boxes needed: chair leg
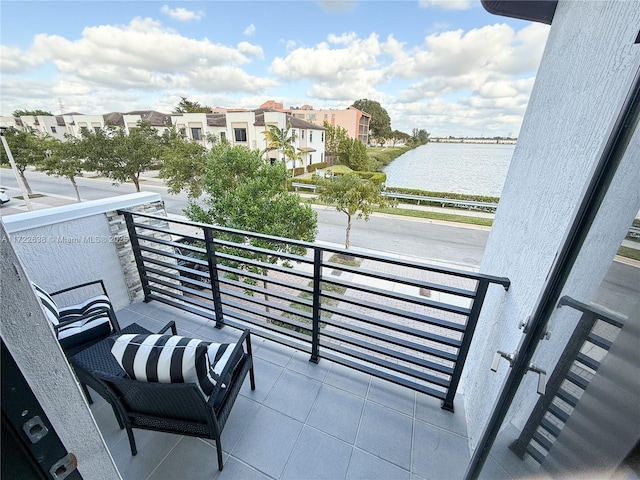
[125,425,137,456]
[249,365,256,391]
[215,433,223,471]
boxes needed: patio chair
[94,329,255,471]
[32,280,121,357]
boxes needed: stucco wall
[1,222,122,479]
[461,0,640,451]
[2,192,164,311]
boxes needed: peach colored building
[259,101,370,144]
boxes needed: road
[0,168,489,267]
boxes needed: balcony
[2,194,532,479]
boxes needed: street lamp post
[0,127,33,211]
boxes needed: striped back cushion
[58,295,112,322]
[110,334,227,397]
[32,283,60,325]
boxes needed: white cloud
[244,24,256,36]
[0,45,45,73]
[237,41,264,59]
[327,32,357,45]
[419,0,473,11]
[160,5,204,21]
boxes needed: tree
[37,134,85,202]
[315,173,395,249]
[411,128,430,145]
[12,109,53,117]
[390,130,411,146]
[339,137,370,171]
[352,99,392,144]
[0,127,51,195]
[262,123,300,169]
[323,121,350,159]
[80,121,162,192]
[158,127,210,198]
[185,143,317,307]
[173,97,211,114]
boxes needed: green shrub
[307,162,327,173]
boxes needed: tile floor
[88,300,537,480]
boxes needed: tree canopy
[38,134,85,201]
[0,127,52,194]
[323,121,369,171]
[12,109,53,117]
[352,99,392,144]
[315,173,395,249]
[158,126,210,198]
[173,97,211,114]
[78,121,162,191]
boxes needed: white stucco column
[461,0,640,450]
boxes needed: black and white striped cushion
[32,283,60,325]
[110,334,234,397]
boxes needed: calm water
[383,143,515,197]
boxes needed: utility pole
[0,127,33,211]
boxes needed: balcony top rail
[119,209,510,411]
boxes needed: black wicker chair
[33,280,121,357]
[94,329,255,471]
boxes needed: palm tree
[262,124,298,168]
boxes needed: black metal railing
[509,296,625,463]
[120,209,510,411]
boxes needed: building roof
[206,113,227,127]
[287,115,326,130]
[123,110,172,126]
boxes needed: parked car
[0,189,10,206]
[173,237,210,287]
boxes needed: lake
[383,143,515,197]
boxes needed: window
[309,154,312,164]
[310,131,313,142]
[50,126,57,134]
[179,128,186,136]
[94,126,102,133]
[191,127,202,141]
[322,132,324,142]
[234,128,247,142]
[220,131,226,141]
[301,130,305,139]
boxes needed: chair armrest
[206,329,252,407]
[158,321,177,335]
[50,279,108,298]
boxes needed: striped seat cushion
[32,283,113,349]
[110,334,239,399]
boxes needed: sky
[1,1,550,137]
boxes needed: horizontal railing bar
[321,318,458,362]
[147,285,219,313]
[140,255,208,281]
[144,265,211,290]
[135,232,206,253]
[320,309,462,348]
[216,262,314,286]
[218,277,313,308]
[139,244,208,270]
[321,329,454,376]
[322,302,466,332]
[120,209,510,288]
[565,371,589,390]
[146,275,210,299]
[586,332,612,350]
[556,388,579,408]
[215,251,314,279]
[221,295,313,327]
[146,292,216,321]
[219,287,313,320]
[548,403,570,423]
[220,309,312,344]
[540,418,561,437]
[319,350,447,400]
[320,340,451,388]
[321,262,478,298]
[213,238,313,266]
[558,296,625,328]
[532,431,553,452]
[321,278,471,316]
[576,352,600,371]
[525,444,546,464]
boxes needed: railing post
[509,303,598,458]
[442,279,491,412]
[122,211,152,303]
[310,247,322,363]
[203,227,225,329]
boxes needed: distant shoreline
[430,137,517,145]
